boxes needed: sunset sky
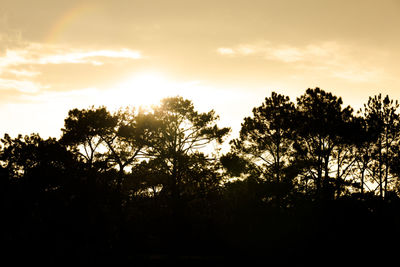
[1,0,400,141]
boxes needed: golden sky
[1,0,400,139]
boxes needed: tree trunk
[323,154,331,199]
[379,137,383,198]
[276,139,280,183]
[360,164,365,195]
[384,130,390,199]
[336,150,341,199]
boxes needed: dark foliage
[1,92,400,265]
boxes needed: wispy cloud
[268,47,304,62]
[217,47,235,55]
[217,41,388,83]
[36,48,141,65]
[0,42,143,95]
[0,78,46,93]
[0,43,142,68]
[7,69,41,77]
[217,41,341,62]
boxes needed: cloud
[217,47,235,55]
[8,69,41,77]
[268,47,304,62]
[0,78,45,93]
[36,48,142,65]
[0,44,142,68]
[0,41,143,97]
[217,41,388,83]
[217,41,340,62]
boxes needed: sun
[103,71,181,109]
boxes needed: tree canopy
[2,92,400,264]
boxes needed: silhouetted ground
[2,194,399,265]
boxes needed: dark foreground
[2,189,399,265]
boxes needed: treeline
[225,88,400,200]
[1,88,400,264]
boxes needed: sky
[1,0,400,141]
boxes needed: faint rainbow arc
[44,4,96,43]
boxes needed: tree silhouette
[230,92,296,183]
[61,106,158,196]
[222,92,297,208]
[61,106,117,170]
[1,133,75,184]
[294,88,354,198]
[144,96,230,206]
[361,94,400,198]
[352,114,378,195]
[2,91,400,264]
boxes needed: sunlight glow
[103,72,181,109]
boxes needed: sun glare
[103,72,181,109]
